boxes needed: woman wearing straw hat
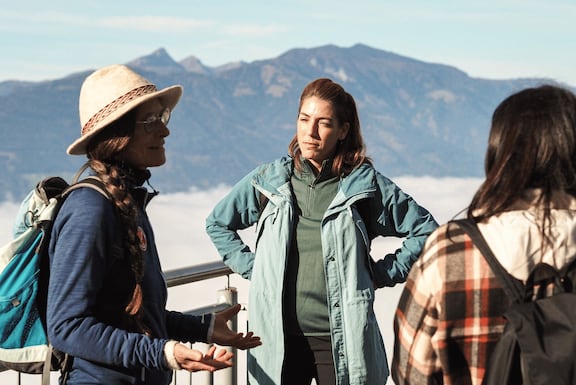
[46,64,261,385]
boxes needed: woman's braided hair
[85,109,149,334]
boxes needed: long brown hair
[85,109,148,334]
[288,78,372,177]
[468,85,576,249]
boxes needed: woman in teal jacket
[206,78,438,385]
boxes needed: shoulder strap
[71,161,91,183]
[62,159,111,202]
[453,218,525,303]
[63,176,111,201]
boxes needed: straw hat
[67,64,183,155]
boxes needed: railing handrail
[163,260,233,287]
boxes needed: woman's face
[297,96,349,171]
[120,98,170,169]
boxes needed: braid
[85,111,149,334]
[88,160,144,282]
[87,159,147,332]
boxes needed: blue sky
[2,0,575,85]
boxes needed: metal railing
[2,261,244,385]
[166,261,240,385]
[164,261,233,288]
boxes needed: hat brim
[67,85,183,155]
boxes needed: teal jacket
[206,157,438,385]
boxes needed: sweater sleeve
[164,310,214,343]
[47,188,168,370]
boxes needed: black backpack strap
[453,218,525,303]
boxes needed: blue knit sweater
[47,182,212,385]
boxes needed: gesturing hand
[174,344,234,372]
[211,304,262,350]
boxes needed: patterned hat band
[81,84,158,135]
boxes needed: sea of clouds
[0,176,482,384]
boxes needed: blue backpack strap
[452,218,525,303]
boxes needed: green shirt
[283,159,339,336]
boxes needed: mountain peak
[179,55,210,75]
[127,48,186,74]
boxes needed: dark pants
[281,335,336,385]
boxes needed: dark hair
[85,110,149,334]
[288,78,372,176]
[468,84,576,248]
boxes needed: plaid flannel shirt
[392,222,511,385]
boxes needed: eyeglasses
[136,107,171,132]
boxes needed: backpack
[0,173,108,384]
[455,218,576,385]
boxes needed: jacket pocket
[349,206,375,282]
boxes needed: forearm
[165,311,214,343]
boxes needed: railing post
[213,287,238,385]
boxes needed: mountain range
[0,44,566,202]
